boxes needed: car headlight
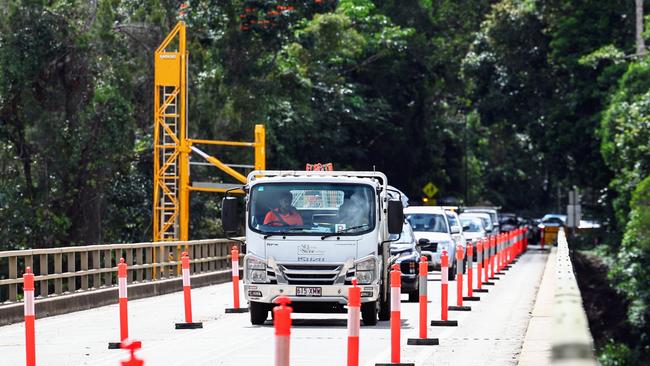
[355,258,376,285]
[246,256,268,283]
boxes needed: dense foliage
[0,0,649,360]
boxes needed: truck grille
[279,264,347,285]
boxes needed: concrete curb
[0,270,232,326]
[518,246,554,366]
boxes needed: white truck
[221,170,404,325]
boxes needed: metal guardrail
[552,230,598,365]
[0,239,239,304]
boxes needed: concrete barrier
[551,230,597,366]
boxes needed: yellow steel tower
[154,22,188,243]
[153,22,265,271]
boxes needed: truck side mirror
[387,200,404,235]
[450,225,461,234]
[221,197,239,234]
[417,238,430,246]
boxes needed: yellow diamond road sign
[422,182,438,198]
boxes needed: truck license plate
[296,287,322,297]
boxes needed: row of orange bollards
[18,228,530,365]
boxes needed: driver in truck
[263,191,303,226]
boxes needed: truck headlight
[249,270,267,283]
[355,258,376,285]
[246,256,268,283]
[356,271,373,284]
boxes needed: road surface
[0,246,549,366]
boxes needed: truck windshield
[249,183,375,236]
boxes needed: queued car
[463,207,500,234]
[459,214,488,244]
[404,206,462,279]
[389,221,421,302]
[498,212,519,232]
[538,214,567,230]
[463,212,495,235]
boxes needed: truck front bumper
[244,283,380,305]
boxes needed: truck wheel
[361,302,378,325]
[408,291,419,302]
[249,301,269,325]
[378,288,391,321]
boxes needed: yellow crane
[152,22,265,278]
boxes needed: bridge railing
[552,229,597,365]
[0,239,239,304]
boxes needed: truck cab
[221,170,403,325]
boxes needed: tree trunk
[636,0,646,56]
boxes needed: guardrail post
[92,250,101,288]
[39,254,48,298]
[80,251,88,290]
[135,248,144,282]
[67,252,76,293]
[9,256,17,302]
[102,250,111,286]
[54,253,63,295]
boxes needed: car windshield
[461,218,482,232]
[249,183,375,235]
[406,213,448,233]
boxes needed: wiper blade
[263,232,290,239]
[263,227,308,239]
[321,224,369,240]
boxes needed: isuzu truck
[221,170,404,325]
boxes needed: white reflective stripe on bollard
[419,276,427,295]
[118,277,127,298]
[347,306,360,337]
[391,286,401,311]
[441,267,448,284]
[182,268,190,287]
[232,260,239,277]
[24,291,35,316]
[275,335,290,366]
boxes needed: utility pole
[636,0,646,56]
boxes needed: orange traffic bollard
[109,258,131,349]
[483,238,494,286]
[120,340,144,366]
[407,257,438,346]
[375,264,415,365]
[430,251,458,327]
[448,245,471,311]
[226,246,248,313]
[175,252,203,329]
[347,279,361,366]
[463,243,480,301]
[24,267,35,366]
[475,240,488,293]
[274,296,292,366]
[391,264,401,363]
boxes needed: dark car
[389,221,421,302]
